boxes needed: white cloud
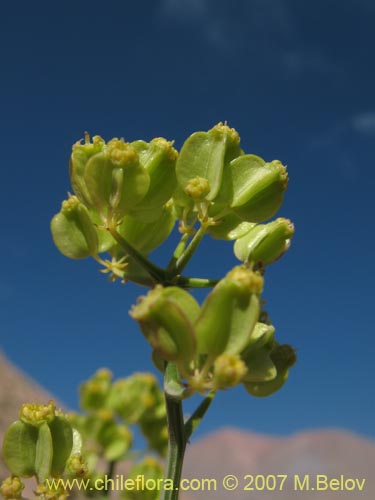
[352,112,375,137]
[281,50,338,76]
[159,0,339,76]
[159,0,295,53]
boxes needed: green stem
[162,394,186,500]
[174,276,219,289]
[166,233,189,273]
[173,225,207,276]
[184,391,216,441]
[108,227,166,283]
[103,460,116,497]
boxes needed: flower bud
[130,286,198,369]
[83,138,150,224]
[213,353,247,389]
[230,156,288,222]
[20,401,56,426]
[176,122,242,202]
[66,453,88,477]
[0,477,24,499]
[130,138,178,222]
[51,196,99,259]
[184,176,211,200]
[234,218,294,264]
[35,482,68,500]
[195,266,263,358]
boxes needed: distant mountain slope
[1,352,374,499]
[0,351,59,479]
[182,428,375,499]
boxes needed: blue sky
[1,0,374,440]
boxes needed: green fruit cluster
[131,266,296,396]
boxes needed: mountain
[0,351,59,480]
[1,352,374,499]
[182,428,375,499]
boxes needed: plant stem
[103,460,116,497]
[173,225,207,276]
[166,233,189,274]
[162,394,186,500]
[184,391,215,441]
[108,227,166,283]
[174,276,219,289]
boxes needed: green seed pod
[207,212,255,240]
[2,421,38,477]
[241,321,275,354]
[234,218,294,264]
[213,353,248,389]
[230,156,288,222]
[176,122,242,202]
[69,134,106,207]
[130,138,178,222]
[117,201,176,254]
[49,416,74,476]
[123,457,164,500]
[0,476,24,500]
[51,196,99,259]
[80,368,113,411]
[241,344,277,383]
[195,266,263,358]
[83,138,150,224]
[106,373,162,424]
[97,421,132,462]
[243,344,296,397]
[35,422,53,481]
[130,286,199,368]
[243,367,289,397]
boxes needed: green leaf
[2,421,38,477]
[49,416,73,476]
[35,422,53,481]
